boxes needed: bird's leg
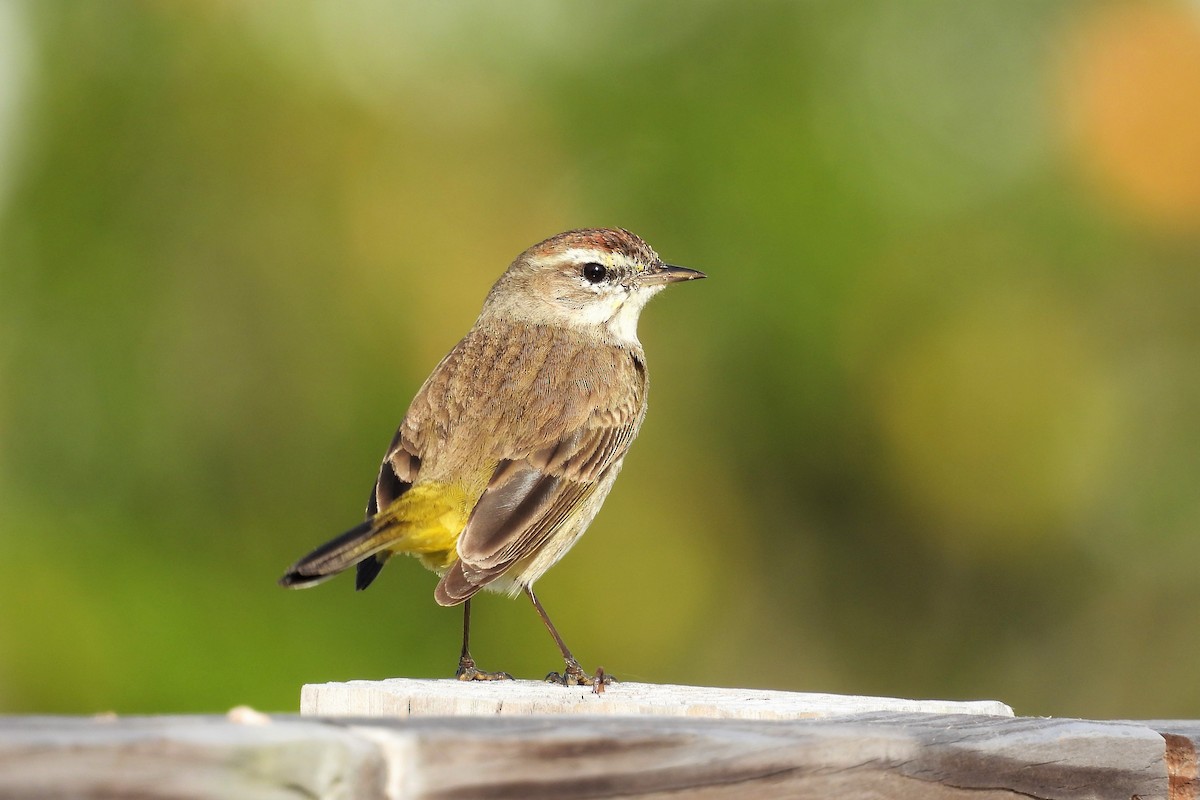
[455,599,512,681]
[526,586,614,688]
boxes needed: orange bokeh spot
[1065,3,1200,231]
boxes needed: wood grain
[0,710,1188,799]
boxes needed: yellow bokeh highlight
[873,294,1119,556]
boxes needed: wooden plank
[0,712,1177,799]
[301,678,1015,719]
[0,712,393,799]
[381,714,1168,799]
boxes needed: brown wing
[433,396,644,605]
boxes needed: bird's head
[483,228,705,345]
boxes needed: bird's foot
[456,655,513,682]
[545,660,615,692]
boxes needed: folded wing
[434,410,641,605]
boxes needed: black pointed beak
[642,262,707,286]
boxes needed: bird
[279,228,705,686]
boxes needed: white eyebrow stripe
[560,248,615,265]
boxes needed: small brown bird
[279,228,704,685]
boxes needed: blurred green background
[1,1,1199,719]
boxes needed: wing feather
[436,389,643,604]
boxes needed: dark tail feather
[279,518,391,589]
[355,553,389,591]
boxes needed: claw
[456,655,513,682]
[592,666,607,695]
[544,659,615,689]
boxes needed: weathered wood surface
[1149,722,1200,800]
[301,678,1015,719]
[0,711,1196,799]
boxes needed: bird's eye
[581,263,607,283]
